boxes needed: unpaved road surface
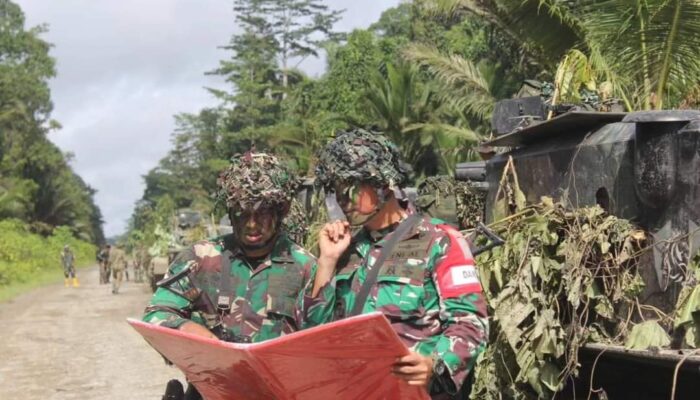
[0,266,183,399]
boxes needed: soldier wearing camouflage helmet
[306,129,488,398]
[143,151,317,400]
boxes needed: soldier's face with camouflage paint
[230,207,279,250]
[334,182,383,226]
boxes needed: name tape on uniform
[437,262,482,298]
[450,265,480,286]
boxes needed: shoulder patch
[434,224,482,298]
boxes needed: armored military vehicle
[459,91,700,398]
[148,208,219,291]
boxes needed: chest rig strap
[217,250,235,314]
[349,214,422,317]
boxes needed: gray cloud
[16,0,400,237]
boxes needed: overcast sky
[16,0,401,238]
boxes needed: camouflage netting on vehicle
[415,176,486,229]
[217,152,299,212]
[472,198,648,399]
[471,193,700,399]
[314,128,412,190]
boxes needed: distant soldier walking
[134,247,148,283]
[108,245,127,294]
[124,256,131,282]
[96,245,110,284]
[61,245,79,287]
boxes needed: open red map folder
[128,312,430,400]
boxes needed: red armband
[435,225,482,298]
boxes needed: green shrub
[0,219,96,286]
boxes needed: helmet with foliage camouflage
[217,152,299,213]
[315,128,412,190]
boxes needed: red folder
[128,312,430,400]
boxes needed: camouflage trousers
[62,265,76,279]
[134,266,144,283]
[111,268,124,294]
[99,262,110,284]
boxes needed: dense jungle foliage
[0,219,95,287]
[0,0,103,287]
[126,0,700,251]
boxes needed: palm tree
[425,0,700,110]
[403,44,496,126]
[0,177,34,219]
[363,61,479,176]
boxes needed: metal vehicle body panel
[470,108,700,397]
[483,111,700,313]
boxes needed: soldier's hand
[311,220,350,297]
[392,351,434,389]
[318,220,351,263]
[178,322,217,340]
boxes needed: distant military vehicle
[148,208,220,291]
[456,89,700,398]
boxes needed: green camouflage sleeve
[289,245,327,330]
[142,260,197,330]
[299,276,336,329]
[429,231,489,393]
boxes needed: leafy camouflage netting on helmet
[415,175,486,229]
[217,152,299,211]
[315,128,412,190]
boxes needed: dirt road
[0,266,183,399]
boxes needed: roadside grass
[0,264,94,303]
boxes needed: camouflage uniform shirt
[61,249,75,269]
[144,233,317,343]
[305,215,488,392]
[108,248,127,271]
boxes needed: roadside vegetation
[1,0,104,292]
[0,219,96,301]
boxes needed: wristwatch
[433,357,447,376]
[430,358,457,396]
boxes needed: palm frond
[422,0,583,66]
[403,122,480,142]
[404,44,495,122]
[579,0,700,109]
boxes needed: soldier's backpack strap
[349,214,422,317]
[216,250,235,314]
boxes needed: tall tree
[209,0,281,140]
[0,0,104,243]
[261,0,343,90]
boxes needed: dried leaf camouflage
[471,197,649,399]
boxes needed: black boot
[162,379,184,400]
